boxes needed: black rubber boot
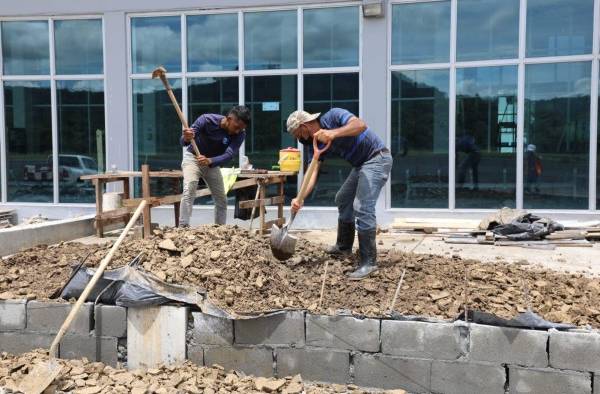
[325,220,355,255]
[347,229,378,280]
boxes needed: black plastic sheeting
[487,213,564,241]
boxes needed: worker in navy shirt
[286,108,393,279]
[180,106,250,226]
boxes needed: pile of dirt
[2,225,600,327]
[0,350,370,394]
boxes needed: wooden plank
[392,217,479,230]
[94,179,104,237]
[96,207,132,221]
[141,165,152,238]
[545,230,586,240]
[238,195,285,209]
[259,183,266,235]
[81,170,294,181]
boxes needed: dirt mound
[2,225,600,326]
[0,350,365,393]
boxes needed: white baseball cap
[286,110,320,133]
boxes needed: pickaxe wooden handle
[151,66,202,157]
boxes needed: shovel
[19,200,148,394]
[270,138,330,260]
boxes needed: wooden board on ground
[392,217,480,232]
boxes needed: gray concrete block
[204,346,274,377]
[509,366,591,394]
[470,324,548,367]
[381,320,467,360]
[353,353,431,392]
[234,311,304,346]
[191,312,233,346]
[95,305,127,338]
[0,299,26,331]
[306,314,379,352]
[0,332,54,354]
[27,301,93,334]
[550,330,600,372]
[276,347,350,384]
[188,345,204,366]
[430,361,505,394]
[59,335,119,367]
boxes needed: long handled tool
[151,66,201,157]
[21,201,147,394]
[270,138,330,260]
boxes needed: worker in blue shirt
[180,106,250,226]
[286,108,393,280]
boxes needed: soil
[2,225,600,327]
[0,350,372,394]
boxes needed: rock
[210,251,221,261]
[158,239,179,252]
[181,255,194,268]
[255,377,286,392]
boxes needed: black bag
[234,186,259,221]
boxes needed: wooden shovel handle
[296,139,331,204]
[48,200,147,357]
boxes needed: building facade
[0,0,598,226]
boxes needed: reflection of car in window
[23,154,99,183]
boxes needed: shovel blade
[18,359,62,394]
[270,223,298,261]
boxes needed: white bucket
[102,192,123,212]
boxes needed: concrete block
[128,306,188,369]
[187,345,204,366]
[204,346,274,377]
[381,320,467,360]
[550,330,600,372]
[430,361,505,394]
[0,332,54,354]
[353,353,431,392]
[191,312,233,346]
[59,335,119,367]
[27,301,93,334]
[95,305,127,338]
[0,299,26,331]
[276,347,350,384]
[509,366,591,394]
[234,311,304,346]
[306,314,379,352]
[470,324,548,367]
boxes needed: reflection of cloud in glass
[526,63,592,100]
[2,21,49,75]
[244,11,297,69]
[4,80,50,89]
[457,67,517,98]
[132,17,181,73]
[55,20,103,74]
[133,78,182,95]
[59,80,104,93]
[303,7,359,67]
[187,14,237,71]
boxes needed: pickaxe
[151,66,202,157]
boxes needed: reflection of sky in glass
[132,17,181,73]
[2,21,50,75]
[244,11,297,70]
[303,7,359,68]
[457,66,517,98]
[394,69,450,98]
[392,2,450,64]
[526,0,593,57]
[55,19,103,75]
[187,14,238,72]
[526,62,591,100]
[457,0,519,61]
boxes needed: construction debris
[0,350,365,394]
[2,225,600,326]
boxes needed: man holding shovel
[286,108,392,279]
[180,105,250,226]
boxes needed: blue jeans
[335,151,393,232]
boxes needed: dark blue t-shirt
[304,108,385,167]
[180,114,245,167]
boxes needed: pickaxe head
[151,66,167,80]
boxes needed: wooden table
[81,165,295,238]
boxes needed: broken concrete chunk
[158,239,180,252]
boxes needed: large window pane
[245,75,297,200]
[55,19,103,75]
[4,81,52,202]
[131,17,181,74]
[456,66,517,208]
[187,14,238,72]
[188,77,238,119]
[2,21,49,75]
[244,11,297,70]
[132,78,182,197]
[526,0,593,57]
[303,7,359,68]
[391,2,450,65]
[57,80,105,203]
[303,73,359,206]
[524,62,590,209]
[391,70,449,208]
[457,0,519,61]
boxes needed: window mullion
[49,18,59,204]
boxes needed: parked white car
[23,155,99,183]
